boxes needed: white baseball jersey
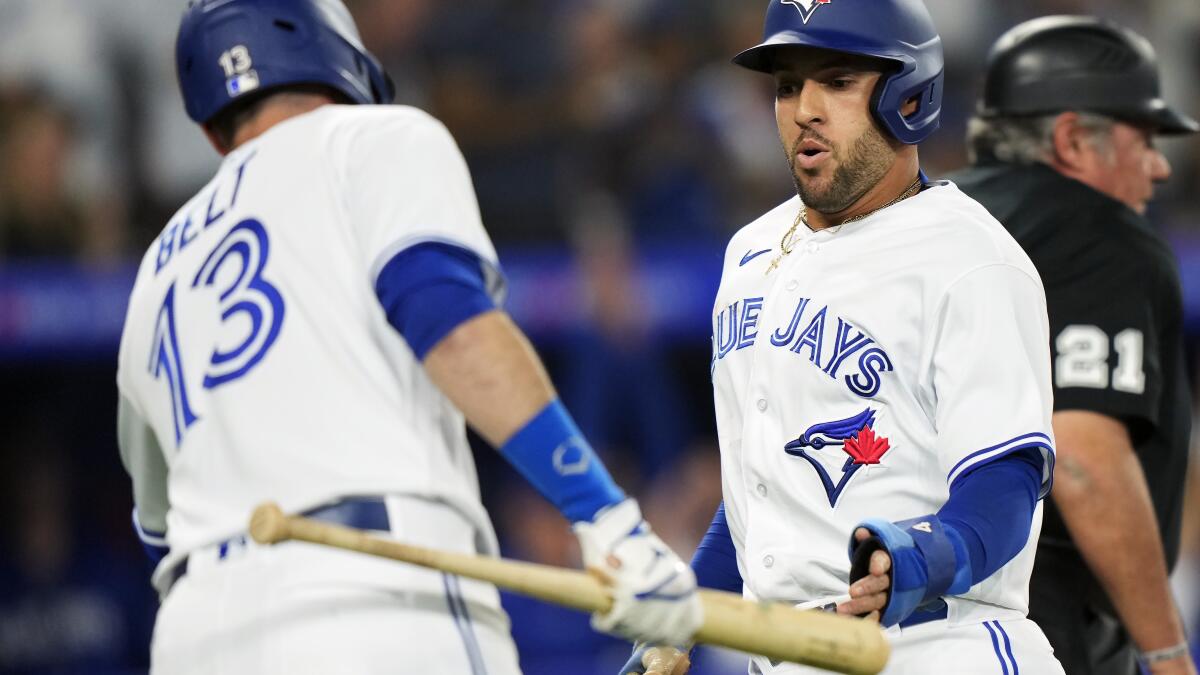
[711,181,1055,624]
[116,105,505,590]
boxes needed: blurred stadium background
[0,0,1198,673]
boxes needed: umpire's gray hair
[966,112,1116,165]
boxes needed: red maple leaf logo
[844,425,889,465]
[816,0,831,4]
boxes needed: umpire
[949,16,1198,675]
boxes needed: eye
[828,77,853,90]
[776,82,800,98]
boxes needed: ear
[901,95,919,118]
[202,124,230,157]
[1049,112,1087,170]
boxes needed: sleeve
[342,111,505,303]
[932,264,1055,496]
[375,243,500,360]
[690,502,743,593]
[1044,255,1164,440]
[937,447,1042,583]
[117,393,171,560]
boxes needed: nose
[794,79,825,127]
[1150,148,1171,183]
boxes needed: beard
[788,123,895,214]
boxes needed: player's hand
[618,643,692,675]
[573,499,703,646]
[838,527,890,622]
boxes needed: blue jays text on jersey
[712,295,894,398]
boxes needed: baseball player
[115,1,702,673]
[949,17,1198,675]
[623,2,1066,673]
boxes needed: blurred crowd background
[0,0,1198,673]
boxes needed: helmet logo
[780,0,832,24]
[218,45,260,98]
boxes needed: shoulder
[251,105,461,169]
[958,164,1178,304]
[1046,206,1182,324]
[948,162,1173,282]
[308,104,457,152]
[1097,209,1178,283]
[888,181,1043,289]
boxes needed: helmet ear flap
[870,56,944,145]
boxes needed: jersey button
[756,399,768,412]
[786,280,799,291]
[806,241,819,253]
[763,555,775,568]
[756,484,767,497]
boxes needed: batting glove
[847,515,971,627]
[574,499,703,646]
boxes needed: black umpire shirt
[950,160,1192,670]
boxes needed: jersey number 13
[149,219,286,445]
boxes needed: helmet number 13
[218,45,253,77]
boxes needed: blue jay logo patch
[785,408,891,507]
[780,0,833,24]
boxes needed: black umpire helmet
[978,16,1199,135]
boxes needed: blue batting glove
[848,515,970,627]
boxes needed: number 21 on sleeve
[1054,324,1145,394]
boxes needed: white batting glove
[573,499,703,646]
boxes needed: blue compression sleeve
[848,447,1043,626]
[938,446,1043,583]
[690,502,743,593]
[499,400,625,523]
[374,242,498,360]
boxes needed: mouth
[794,139,832,170]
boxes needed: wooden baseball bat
[249,502,889,675]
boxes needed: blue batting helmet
[733,0,944,145]
[176,0,394,124]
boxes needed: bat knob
[249,502,290,544]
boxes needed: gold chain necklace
[766,176,924,275]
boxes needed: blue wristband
[892,515,971,597]
[848,514,967,627]
[498,400,625,523]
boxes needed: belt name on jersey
[155,152,256,276]
[713,296,894,398]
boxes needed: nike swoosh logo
[740,249,773,266]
